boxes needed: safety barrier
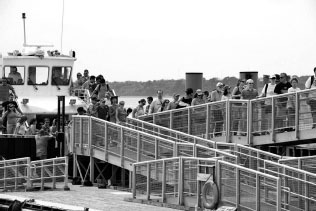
[132,157,219,207]
[138,88,316,146]
[218,160,281,210]
[29,157,69,190]
[132,158,282,210]
[139,100,250,141]
[0,157,30,191]
[279,155,316,174]
[262,160,316,211]
[0,157,68,191]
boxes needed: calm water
[119,96,172,109]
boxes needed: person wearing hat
[305,67,316,128]
[178,88,194,108]
[191,89,205,106]
[167,93,180,110]
[209,82,224,137]
[132,99,146,118]
[260,75,277,133]
[148,90,164,114]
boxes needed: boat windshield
[4,66,25,85]
[28,66,49,85]
[51,66,72,86]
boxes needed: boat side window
[4,66,25,85]
[52,66,72,86]
[28,66,49,85]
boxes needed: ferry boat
[0,13,89,123]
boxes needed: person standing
[87,97,99,117]
[192,89,205,105]
[210,82,224,137]
[8,66,22,85]
[145,96,153,114]
[82,75,96,95]
[178,88,193,108]
[116,101,127,124]
[14,116,28,135]
[132,99,146,118]
[305,67,316,128]
[2,103,21,134]
[148,90,164,114]
[167,93,180,110]
[231,79,245,135]
[274,73,292,132]
[241,79,259,135]
[109,96,119,123]
[287,78,300,131]
[82,69,90,83]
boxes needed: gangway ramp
[138,88,316,146]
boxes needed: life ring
[202,181,219,209]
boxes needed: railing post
[3,162,6,191]
[206,105,210,140]
[304,173,309,211]
[226,100,231,143]
[276,177,281,211]
[153,114,156,125]
[216,160,221,202]
[80,118,83,153]
[174,143,178,157]
[155,138,158,160]
[120,127,124,167]
[40,160,44,191]
[52,159,56,189]
[248,101,253,146]
[104,123,108,161]
[137,133,141,162]
[132,164,137,198]
[271,98,276,142]
[178,157,184,205]
[162,160,166,203]
[197,160,201,208]
[295,92,300,139]
[26,158,31,190]
[236,168,240,209]
[188,108,191,135]
[64,156,70,190]
[72,117,75,153]
[146,163,151,200]
[89,117,92,151]
[170,112,173,130]
[256,174,260,210]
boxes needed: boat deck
[0,183,174,211]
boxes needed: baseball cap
[216,82,224,87]
[270,74,276,79]
[196,89,203,95]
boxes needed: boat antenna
[22,13,27,47]
[60,0,65,53]
[21,13,54,49]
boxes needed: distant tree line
[110,75,311,96]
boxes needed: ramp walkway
[70,115,316,210]
[138,89,316,146]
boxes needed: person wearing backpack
[260,75,277,134]
[305,67,316,128]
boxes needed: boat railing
[71,88,91,104]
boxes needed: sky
[1,0,316,82]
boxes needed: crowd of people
[73,68,316,136]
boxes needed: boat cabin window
[28,66,49,85]
[4,66,25,85]
[52,66,72,86]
